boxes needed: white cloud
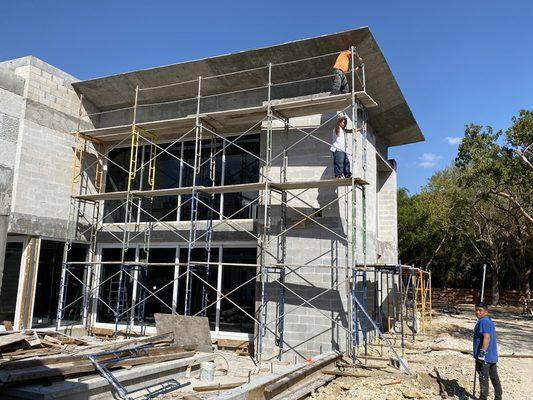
[444,136,462,145]
[418,153,443,168]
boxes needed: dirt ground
[309,304,533,400]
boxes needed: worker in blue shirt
[473,303,503,400]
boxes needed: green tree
[398,110,532,308]
[455,111,532,305]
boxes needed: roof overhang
[73,27,423,146]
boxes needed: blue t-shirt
[473,316,498,363]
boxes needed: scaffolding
[56,46,429,373]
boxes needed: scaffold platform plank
[77,92,377,143]
[75,178,367,201]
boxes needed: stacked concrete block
[0,56,96,240]
[0,65,26,276]
[257,110,387,359]
[377,161,398,264]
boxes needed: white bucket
[200,361,215,381]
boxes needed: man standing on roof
[330,114,351,179]
[473,303,503,400]
[331,49,362,95]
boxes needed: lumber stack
[0,330,88,359]
[0,330,198,388]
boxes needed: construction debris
[0,330,88,360]
[0,330,213,399]
[307,305,533,400]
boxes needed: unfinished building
[0,27,430,366]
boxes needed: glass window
[178,248,219,330]
[103,147,141,223]
[137,248,176,325]
[62,244,89,324]
[223,135,260,219]
[220,248,257,333]
[93,245,258,334]
[103,135,259,224]
[33,241,88,328]
[96,248,136,324]
[0,242,23,325]
[180,139,223,221]
[140,143,181,222]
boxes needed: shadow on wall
[266,278,349,352]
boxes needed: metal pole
[353,293,411,375]
[411,267,416,341]
[277,118,289,360]
[112,86,140,336]
[399,264,405,356]
[349,45,358,359]
[429,270,433,331]
[56,244,69,330]
[58,94,86,330]
[480,264,487,303]
[185,76,202,315]
[258,62,273,365]
[362,269,368,355]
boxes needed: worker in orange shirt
[331,50,361,95]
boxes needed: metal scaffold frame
[56,46,430,374]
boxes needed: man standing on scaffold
[331,49,362,95]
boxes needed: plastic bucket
[200,361,215,381]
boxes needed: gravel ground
[308,304,533,399]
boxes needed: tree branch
[490,190,533,224]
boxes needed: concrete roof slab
[73,27,423,146]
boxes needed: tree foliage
[398,110,532,306]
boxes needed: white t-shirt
[330,127,346,152]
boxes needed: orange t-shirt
[333,50,351,73]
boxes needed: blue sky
[2,1,532,193]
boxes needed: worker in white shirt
[330,115,351,179]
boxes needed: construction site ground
[307,304,533,400]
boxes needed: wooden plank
[271,177,367,191]
[271,374,334,400]
[0,350,196,385]
[265,352,342,398]
[76,178,368,202]
[215,339,250,348]
[1,343,191,370]
[322,370,371,378]
[193,382,247,392]
[43,335,62,346]
[0,333,27,349]
[24,331,42,348]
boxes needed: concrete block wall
[0,65,26,278]
[0,56,96,240]
[376,163,398,264]
[258,110,390,359]
[0,68,25,214]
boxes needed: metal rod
[184,76,203,315]
[399,264,405,356]
[258,61,273,365]
[480,263,487,303]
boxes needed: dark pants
[476,360,503,400]
[331,68,349,94]
[332,151,351,178]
